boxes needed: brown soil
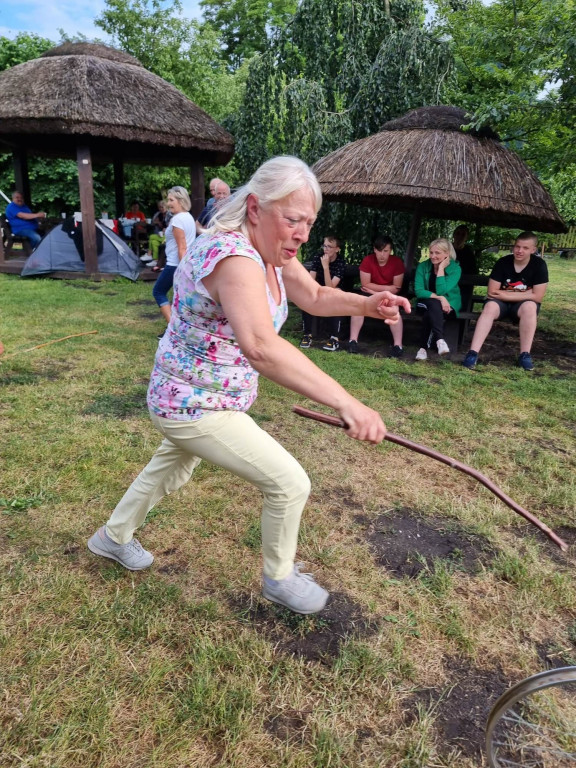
[509,523,576,568]
[230,590,380,664]
[535,640,576,669]
[264,709,309,744]
[405,656,511,758]
[344,314,576,371]
[360,510,495,578]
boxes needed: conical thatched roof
[312,106,565,233]
[0,42,234,165]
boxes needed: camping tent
[21,219,142,280]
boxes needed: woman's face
[248,187,317,268]
[429,245,449,265]
[167,194,184,214]
[374,244,392,265]
[158,202,166,212]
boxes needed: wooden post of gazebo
[189,161,205,219]
[405,209,422,276]
[77,145,98,275]
[113,159,125,219]
[13,148,31,204]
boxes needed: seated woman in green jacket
[414,238,462,360]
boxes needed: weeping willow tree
[230,0,454,260]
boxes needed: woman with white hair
[414,238,462,360]
[152,186,202,326]
[88,156,410,615]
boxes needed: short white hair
[209,156,322,236]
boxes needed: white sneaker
[87,526,154,570]
[415,348,428,360]
[147,260,157,268]
[437,339,450,356]
[140,254,152,263]
[262,563,329,614]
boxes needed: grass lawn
[0,259,575,767]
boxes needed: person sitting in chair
[300,234,345,351]
[5,191,46,250]
[143,200,171,268]
[462,231,548,371]
[414,238,462,361]
[348,235,405,356]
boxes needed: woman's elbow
[241,333,279,369]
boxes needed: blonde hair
[167,186,191,212]
[429,238,456,260]
[209,156,322,236]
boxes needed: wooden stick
[2,331,98,358]
[293,405,568,552]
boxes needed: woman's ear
[246,194,259,225]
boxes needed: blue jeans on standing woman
[152,265,177,308]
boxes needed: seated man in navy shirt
[5,191,46,249]
[462,231,548,371]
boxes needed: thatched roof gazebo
[312,106,566,271]
[0,42,234,277]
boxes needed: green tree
[94,0,247,121]
[199,0,298,70]
[231,0,453,259]
[0,32,54,71]
[431,0,575,194]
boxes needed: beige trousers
[105,410,311,580]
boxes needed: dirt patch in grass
[466,321,576,372]
[405,657,510,758]
[265,709,309,744]
[346,314,576,370]
[510,523,576,568]
[127,298,156,306]
[231,590,379,663]
[317,486,365,514]
[535,640,576,669]
[361,510,495,578]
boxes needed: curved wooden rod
[292,405,568,552]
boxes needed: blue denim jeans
[16,228,42,248]
[152,264,177,307]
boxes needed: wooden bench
[442,273,488,351]
[0,214,33,262]
[302,262,488,351]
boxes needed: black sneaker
[323,337,339,351]
[462,350,478,369]
[300,334,313,349]
[348,340,359,354]
[518,352,534,370]
[390,345,403,358]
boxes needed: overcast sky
[1,0,202,43]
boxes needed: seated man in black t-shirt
[462,231,548,371]
[300,234,346,351]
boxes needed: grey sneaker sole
[87,534,154,571]
[262,585,329,615]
